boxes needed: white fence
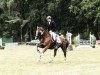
[66,32,72,45]
[0,38,2,46]
[74,32,96,48]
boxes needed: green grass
[0,45,100,75]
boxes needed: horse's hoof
[38,59,40,61]
[62,60,66,63]
[63,58,67,62]
[49,61,52,63]
[49,60,53,63]
[40,53,44,56]
[37,50,40,53]
[38,58,41,62]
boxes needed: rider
[46,16,61,43]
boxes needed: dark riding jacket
[46,21,56,32]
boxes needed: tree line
[0,0,100,42]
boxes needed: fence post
[90,32,96,48]
[77,33,80,46]
[66,32,73,50]
[0,38,2,46]
[74,33,80,47]
[66,32,72,45]
[0,38,5,49]
[90,32,92,46]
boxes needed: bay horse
[35,26,69,62]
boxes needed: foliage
[0,0,100,42]
[68,44,73,51]
[69,0,100,39]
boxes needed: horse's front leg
[50,43,61,63]
[43,45,49,53]
[36,43,45,53]
[37,42,50,62]
[36,43,44,61]
[36,44,40,53]
[38,43,50,62]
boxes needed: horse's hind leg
[50,49,57,63]
[50,43,60,63]
[54,49,57,57]
[61,45,67,61]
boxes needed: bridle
[35,27,44,39]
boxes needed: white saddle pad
[49,31,61,43]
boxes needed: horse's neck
[42,31,50,38]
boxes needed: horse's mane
[39,27,49,34]
[38,27,51,39]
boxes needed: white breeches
[49,31,61,43]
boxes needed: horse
[35,26,69,62]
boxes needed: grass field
[0,45,100,75]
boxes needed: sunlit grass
[0,45,100,75]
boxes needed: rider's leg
[49,31,61,43]
[49,31,53,38]
[49,31,56,42]
[49,31,54,42]
[52,32,57,41]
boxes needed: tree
[0,0,99,42]
[69,0,100,39]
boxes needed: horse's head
[35,26,45,39]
